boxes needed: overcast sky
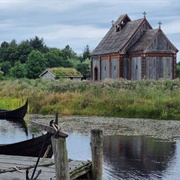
[0,0,179,61]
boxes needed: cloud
[0,0,179,58]
[38,24,108,53]
[162,20,180,34]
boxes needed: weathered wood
[51,136,69,180]
[91,129,103,180]
[0,127,104,180]
[69,161,91,179]
[30,121,68,138]
[55,113,59,125]
[0,161,55,173]
[0,155,91,180]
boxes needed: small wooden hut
[90,13,178,81]
[39,67,83,81]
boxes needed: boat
[0,99,28,120]
[0,132,53,158]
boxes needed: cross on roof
[143,11,147,18]
[158,21,162,29]
[111,20,115,27]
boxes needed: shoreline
[28,114,180,140]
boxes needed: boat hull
[0,133,53,158]
[0,99,28,120]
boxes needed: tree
[63,45,77,58]
[0,70,4,80]
[177,62,180,78]
[1,41,9,48]
[76,59,90,79]
[18,40,33,64]
[9,61,27,78]
[26,50,47,79]
[30,36,45,52]
[82,45,90,60]
[0,40,19,65]
[0,61,12,76]
[45,48,73,68]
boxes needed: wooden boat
[0,132,53,158]
[0,99,28,120]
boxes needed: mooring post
[51,136,69,180]
[55,113,58,125]
[91,129,103,180]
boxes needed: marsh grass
[0,78,179,120]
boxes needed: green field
[0,78,180,120]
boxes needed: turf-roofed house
[39,67,83,81]
[90,13,178,81]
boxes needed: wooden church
[90,13,178,81]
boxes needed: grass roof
[49,67,83,77]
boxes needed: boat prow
[0,99,28,120]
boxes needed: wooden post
[91,129,103,180]
[55,113,58,125]
[51,136,69,180]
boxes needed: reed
[0,78,179,120]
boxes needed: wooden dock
[0,155,91,180]
[0,118,103,180]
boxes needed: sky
[0,0,179,61]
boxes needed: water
[0,119,180,179]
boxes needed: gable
[39,70,55,79]
[127,29,159,53]
[123,19,152,53]
[127,28,178,54]
[145,30,178,53]
[91,14,145,56]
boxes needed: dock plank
[0,155,91,180]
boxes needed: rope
[12,166,25,173]
[1,121,61,178]
[52,123,60,132]
[39,145,51,165]
[30,133,48,179]
[30,121,59,179]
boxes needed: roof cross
[111,20,115,27]
[143,11,147,18]
[158,21,162,29]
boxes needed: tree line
[0,36,179,80]
[0,36,90,79]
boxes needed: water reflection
[0,119,179,179]
[103,136,176,179]
[7,118,28,136]
[0,119,41,143]
[0,119,56,144]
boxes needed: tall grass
[0,78,179,120]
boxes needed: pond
[0,119,180,179]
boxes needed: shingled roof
[127,28,178,53]
[127,29,159,53]
[91,14,150,56]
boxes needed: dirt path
[28,114,180,140]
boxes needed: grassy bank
[0,78,180,120]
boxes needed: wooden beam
[30,121,68,138]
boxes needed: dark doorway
[94,67,98,81]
